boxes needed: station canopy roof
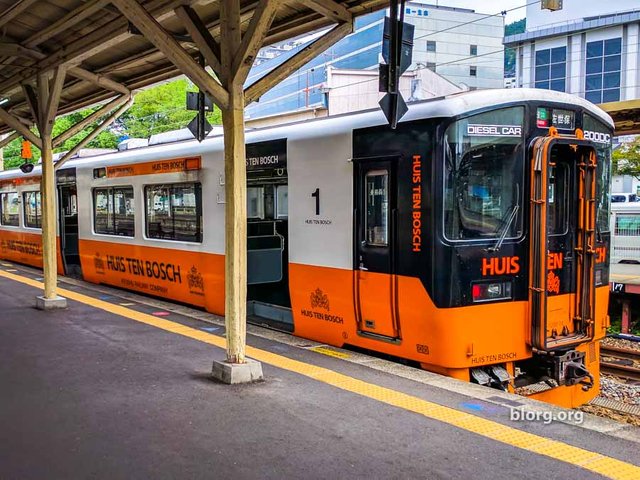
[599,99,640,137]
[0,0,387,135]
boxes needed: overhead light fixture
[0,98,8,106]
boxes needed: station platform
[609,264,640,333]
[1,264,640,480]
[610,263,640,293]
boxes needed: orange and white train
[0,89,614,407]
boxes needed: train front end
[433,102,612,408]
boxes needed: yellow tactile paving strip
[1,268,639,480]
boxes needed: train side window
[23,191,42,229]
[94,188,113,234]
[93,187,135,237]
[0,192,20,226]
[276,185,288,219]
[114,188,135,236]
[145,183,202,243]
[247,186,265,219]
[365,170,389,246]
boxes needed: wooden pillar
[221,82,247,363]
[40,131,57,299]
[621,299,631,334]
[109,0,351,367]
[221,0,246,364]
[35,66,67,309]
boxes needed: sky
[431,1,528,23]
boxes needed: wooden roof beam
[296,0,353,24]
[0,131,20,149]
[0,0,182,96]
[245,21,352,104]
[67,67,130,96]
[55,96,133,170]
[53,94,130,147]
[232,0,280,83]
[0,0,39,29]
[0,108,41,148]
[42,66,67,136]
[174,5,223,76]
[111,0,229,110]
[0,43,45,60]
[94,3,257,78]
[21,83,40,123]
[0,43,128,97]
[23,0,112,49]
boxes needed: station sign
[246,138,287,171]
[102,157,201,178]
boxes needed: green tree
[504,19,526,77]
[613,137,640,177]
[120,77,221,138]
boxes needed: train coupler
[552,350,594,390]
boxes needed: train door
[529,138,597,350]
[57,169,81,277]
[245,139,292,330]
[354,158,399,339]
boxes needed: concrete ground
[0,265,639,480]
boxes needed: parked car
[611,192,638,203]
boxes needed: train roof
[0,88,614,181]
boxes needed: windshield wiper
[489,185,520,253]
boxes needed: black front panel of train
[432,106,529,308]
[353,104,612,309]
[353,119,435,286]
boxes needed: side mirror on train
[19,162,34,174]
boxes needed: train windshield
[443,107,525,241]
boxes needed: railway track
[600,345,640,382]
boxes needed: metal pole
[621,299,631,334]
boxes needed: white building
[504,1,640,104]
[405,2,505,90]
[245,67,463,129]
[326,66,463,115]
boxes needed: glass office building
[246,2,505,120]
[504,2,639,104]
[246,12,385,119]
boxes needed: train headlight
[472,281,512,302]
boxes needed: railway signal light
[186,53,214,142]
[187,114,213,143]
